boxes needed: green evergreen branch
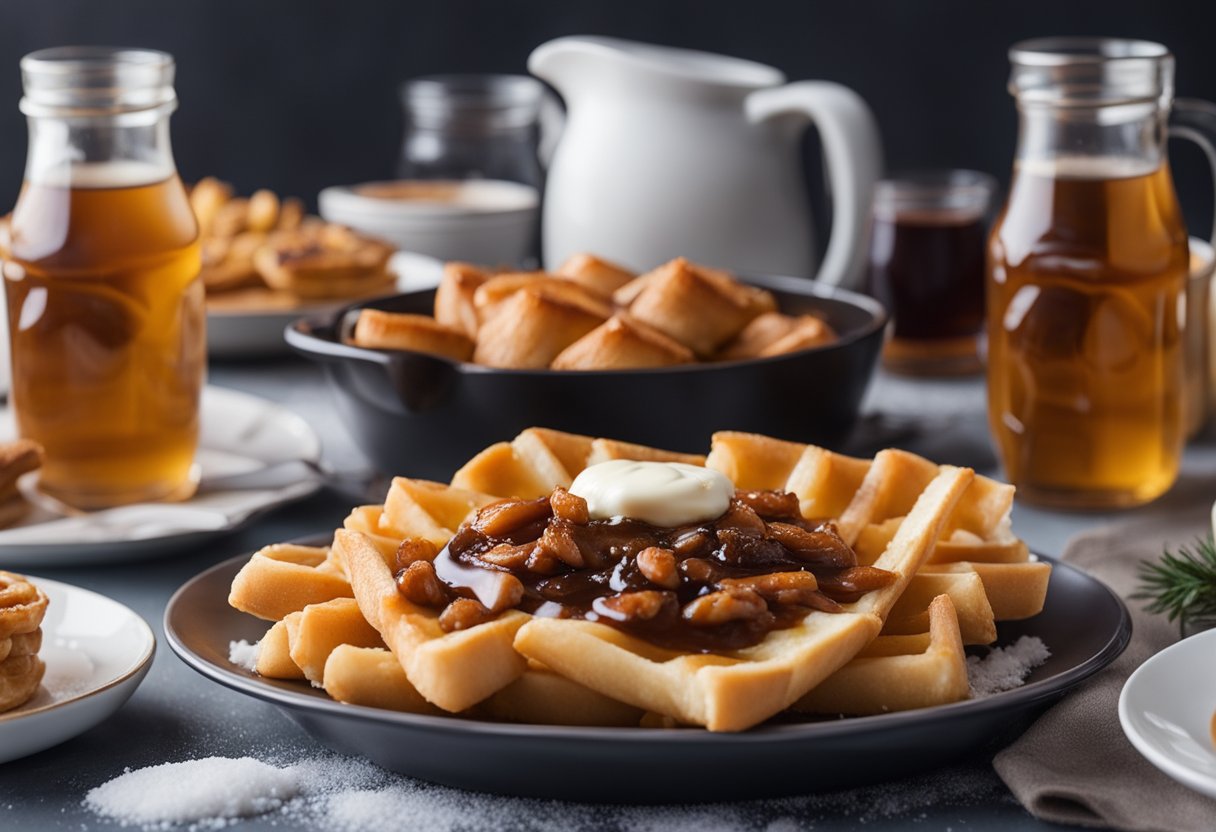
[1131,534,1216,632]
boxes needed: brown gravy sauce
[413,490,895,654]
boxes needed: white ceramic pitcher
[529,36,883,288]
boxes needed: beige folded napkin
[993,506,1216,831]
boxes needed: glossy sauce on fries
[395,486,895,653]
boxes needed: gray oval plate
[165,548,1130,802]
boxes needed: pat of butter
[569,459,733,527]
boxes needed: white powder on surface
[226,639,259,672]
[967,635,1051,697]
[84,757,299,828]
[82,753,1010,832]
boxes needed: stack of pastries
[0,572,47,713]
[192,177,396,306]
[349,255,837,370]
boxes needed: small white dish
[1119,627,1216,799]
[0,386,322,567]
[319,180,538,265]
[0,576,155,764]
[206,251,444,358]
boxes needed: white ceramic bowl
[1119,627,1216,800]
[319,179,538,266]
[0,576,155,763]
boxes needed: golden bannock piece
[550,314,695,371]
[623,258,777,356]
[555,253,636,298]
[350,309,475,363]
[472,287,609,369]
[433,262,491,339]
[254,224,396,301]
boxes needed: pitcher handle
[1169,98,1216,248]
[746,81,883,289]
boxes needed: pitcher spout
[529,36,783,102]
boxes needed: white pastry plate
[206,250,444,358]
[0,386,322,567]
[1119,627,1216,800]
[0,576,155,764]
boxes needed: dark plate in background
[285,275,887,479]
[166,548,1130,803]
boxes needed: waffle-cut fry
[922,561,1051,620]
[382,479,495,547]
[338,529,529,712]
[885,571,996,645]
[255,619,306,680]
[478,662,646,727]
[228,543,351,621]
[453,428,706,500]
[285,598,385,684]
[322,645,443,714]
[861,517,1029,566]
[515,466,974,731]
[794,594,969,716]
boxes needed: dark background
[2,0,1214,241]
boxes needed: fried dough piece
[550,314,695,370]
[556,253,635,298]
[189,177,233,238]
[514,466,974,731]
[0,572,48,640]
[473,273,611,325]
[0,654,45,713]
[245,189,280,233]
[434,262,492,339]
[473,288,609,369]
[351,309,474,362]
[625,258,775,356]
[0,441,42,530]
[254,225,395,301]
[338,529,528,712]
[717,312,836,360]
[760,315,836,357]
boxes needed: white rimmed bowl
[0,576,155,764]
[1119,627,1216,800]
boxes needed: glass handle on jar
[1169,98,1216,247]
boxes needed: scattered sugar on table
[84,757,299,827]
[967,636,1050,697]
[83,752,1008,831]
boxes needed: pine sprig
[1132,534,1216,634]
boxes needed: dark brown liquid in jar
[868,208,987,341]
[5,168,204,509]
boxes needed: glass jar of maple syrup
[988,38,1216,509]
[4,48,204,509]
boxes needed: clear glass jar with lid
[5,47,204,509]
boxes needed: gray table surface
[2,357,1213,832]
